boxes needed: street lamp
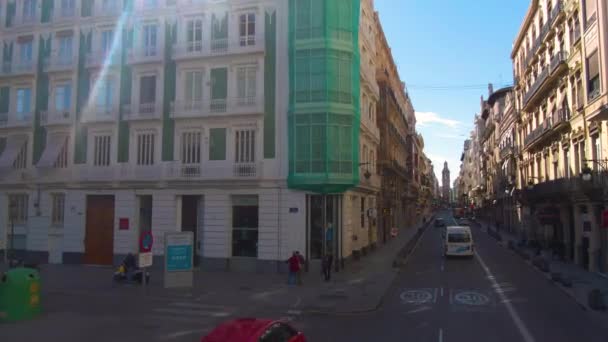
[581,159,607,182]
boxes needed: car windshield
[448,233,471,243]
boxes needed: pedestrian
[286,251,300,285]
[295,251,305,285]
[321,254,333,282]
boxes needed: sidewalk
[4,218,431,316]
[478,219,608,318]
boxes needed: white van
[444,226,474,257]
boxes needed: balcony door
[143,24,158,57]
[186,18,203,52]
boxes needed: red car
[201,318,306,342]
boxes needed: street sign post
[139,231,154,289]
[164,232,194,288]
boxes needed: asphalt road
[295,210,608,342]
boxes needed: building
[512,0,607,273]
[441,161,450,203]
[0,0,425,272]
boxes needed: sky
[374,0,529,187]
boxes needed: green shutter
[5,2,15,28]
[81,0,93,17]
[118,28,132,163]
[0,87,9,113]
[162,22,177,161]
[210,68,227,100]
[209,128,226,161]
[264,11,277,159]
[0,137,6,156]
[41,0,53,23]
[74,32,92,164]
[33,37,51,164]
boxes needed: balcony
[0,61,36,77]
[571,26,581,46]
[172,35,264,61]
[0,112,34,129]
[43,55,74,73]
[120,164,165,181]
[40,110,73,126]
[523,172,607,201]
[549,1,565,27]
[86,50,121,69]
[167,162,263,180]
[524,109,570,149]
[522,67,549,109]
[549,51,568,75]
[127,46,163,65]
[170,97,263,119]
[80,105,119,123]
[14,14,38,27]
[93,2,122,18]
[500,145,514,160]
[73,165,120,182]
[122,103,162,121]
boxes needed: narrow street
[294,210,608,342]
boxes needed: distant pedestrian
[296,251,305,285]
[287,252,300,285]
[322,254,333,282]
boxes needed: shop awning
[0,135,27,170]
[37,133,68,168]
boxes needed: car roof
[446,226,471,232]
[202,318,274,342]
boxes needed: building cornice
[511,0,539,59]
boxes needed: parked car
[201,318,306,342]
[434,218,446,227]
[458,218,470,226]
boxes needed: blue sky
[375,0,529,185]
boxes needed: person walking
[287,252,300,285]
[295,251,305,285]
[322,254,333,282]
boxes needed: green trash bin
[0,267,41,322]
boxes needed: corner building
[0,0,397,273]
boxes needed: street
[3,211,608,342]
[295,210,608,342]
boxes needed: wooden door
[84,196,115,265]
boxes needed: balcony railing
[170,97,262,119]
[549,1,564,27]
[0,112,34,128]
[122,103,162,120]
[127,46,163,64]
[44,55,74,72]
[54,7,77,21]
[500,145,514,160]
[172,35,264,60]
[120,164,164,181]
[167,161,263,180]
[523,67,549,105]
[40,110,73,126]
[0,61,36,76]
[86,50,120,68]
[15,14,37,27]
[94,2,122,17]
[550,51,568,74]
[553,108,570,127]
[524,117,553,147]
[81,105,119,123]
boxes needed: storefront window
[309,195,340,259]
[232,195,259,258]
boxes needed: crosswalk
[146,301,236,325]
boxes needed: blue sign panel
[166,245,193,271]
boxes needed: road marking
[286,309,302,315]
[475,252,535,342]
[154,308,231,318]
[400,289,434,304]
[453,291,490,306]
[406,306,432,314]
[439,328,443,342]
[160,329,209,340]
[440,287,444,297]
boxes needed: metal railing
[122,103,161,120]
[0,61,36,76]
[0,112,33,127]
[172,35,264,60]
[550,51,568,74]
[127,46,163,64]
[40,110,73,126]
[170,97,261,118]
[86,51,120,68]
[523,67,549,105]
[44,55,74,72]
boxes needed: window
[574,143,580,175]
[592,135,601,171]
[211,13,228,51]
[96,79,114,110]
[139,75,156,104]
[54,84,72,112]
[448,232,471,243]
[51,193,65,227]
[584,0,597,27]
[100,30,114,52]
[236,66,256,105]
[184,70,203,107]
[564,148,570,178]
[544,155,549,181]
[16,88,32,117]
[19,40,33,63]
[586,51,600,101]
[59,0,75,16]
[210,68,228,111]
[295,49,326,103]
[239,13,255,46]
[235,129,255,163]
[55,136,69,168]
[329,50,353,104]
[14,140,28,169]
[553,156,559,179]
[93,135,111,166]
[136,132,155,166]
[102,0,119,11]
[181,131,201,165]
[231,195,259,258]
[22,0,36,22]
[143,24,158,56]
[144,0,158,8]
[209,128,226,161]
[8,194,28,225]
[58,35,73,61]
[186,19,203,52]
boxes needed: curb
[302,219,433,316]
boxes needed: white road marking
[438,328,444,342]
[160,329,208,340]
[440,287,444,297]
[154,308,231,318]
[475,252,535,342]
[286,309,302,315]
[170,302,228,310]
[406,306,432,314]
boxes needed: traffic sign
[138,252,153,268]
[139,231,154,253]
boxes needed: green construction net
[288,0,361,194]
